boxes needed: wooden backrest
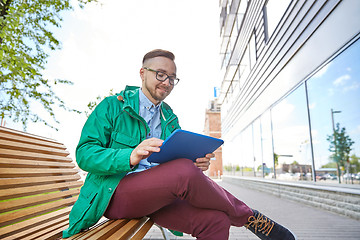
[0,126,82,240]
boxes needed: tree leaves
[327,122,355,166]
[1,0,96,130]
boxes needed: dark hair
[142,49,175,65]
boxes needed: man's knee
[164,158,201,178]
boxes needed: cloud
[313,62,331,78]
[343,81,360,92]
[333,74,351,86]
[271,100,295,124]
[329,74,359,94]
[273,125,309,150]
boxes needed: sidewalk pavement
[143,179,360,240]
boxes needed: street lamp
[331,109,341,131]
[331,109,341,183]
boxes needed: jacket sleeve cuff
[113,148,136,172]
[122,148,138,171]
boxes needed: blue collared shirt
[128,89,161,174]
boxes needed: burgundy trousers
[104,159,253,240]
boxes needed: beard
[144,80,173,104]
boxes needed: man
[63,49,296,240]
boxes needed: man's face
[140,56,176,105]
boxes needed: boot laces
[245,212,274,236]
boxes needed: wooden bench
[0,126,157,239]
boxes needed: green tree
[291,160,299,165]
[349,154,360,173]
[327,123,355,183]
[321,162,337,169]
[0,0,95,129]
[274,153,279,166]
[85,89,114,117]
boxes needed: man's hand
[194,153,214,171]
[130,138,163,166]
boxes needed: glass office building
[218,0,360,184]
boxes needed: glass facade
[271,85,313,181]
[307,38,360,183]
[224,36,360,184]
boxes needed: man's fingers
[194,157,211,172]
[145,146,161,153]
[130,138,164,166]
[196,157,210,163]
[137,146,161,156]
[205,153,215,159]
[141,138,163,148]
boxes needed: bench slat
[0,127,63,146]
[68,219,128,240]
[0,131,67,150]
[0,149,72,162]
[2,215,69,240]
[0,188,80,213]
[0,158,75,168]
[0,167,78,178]
[130,219,154,240]
[84,219,131,240]
[0,180,82,200]
[0,196,78,227]
[21,220,68,240]
[0,175,81,188]
[31,225,68,240]
[0,206,71,238]
[37,226,68,240]
[0,139,69,156]
[107,218,148,240]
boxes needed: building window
[253,118,263,177]
[241,124,255,176]
[307,37,360,183]
[249,32,257,69]
[271,84,313,181]
[264,0,291,42]
[261,110,275,178]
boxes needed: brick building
[204,99,223,178]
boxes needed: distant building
[218,0,360,184]
[204,99,223,178]
[316,168,337,175]
[280,163,312,175]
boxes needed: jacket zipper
[123,108,148,139]
[161,115,178,139]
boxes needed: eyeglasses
[143,67,180,86]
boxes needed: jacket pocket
[110,131,139,148]
[67,191,98,234]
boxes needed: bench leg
[156,224,171,240]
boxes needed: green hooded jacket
[63,86,181,238]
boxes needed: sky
[6,0,221,159]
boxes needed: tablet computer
[147,129,224,164]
